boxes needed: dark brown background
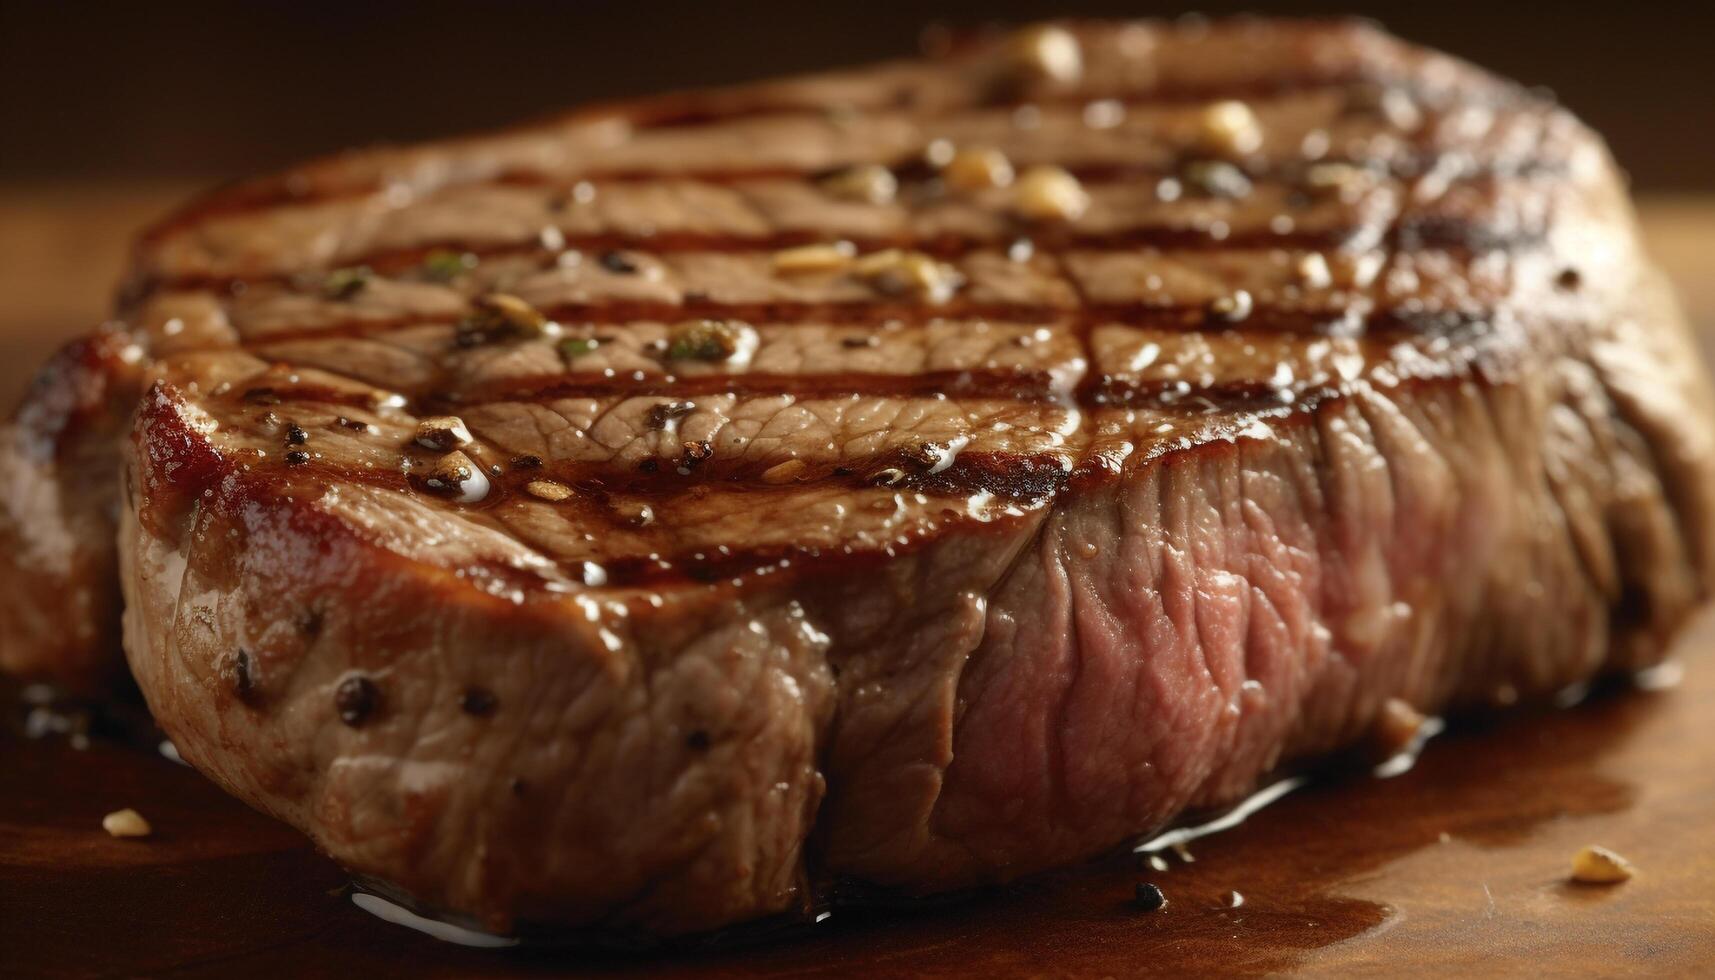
[3,0,1713,190]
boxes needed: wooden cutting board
[2,186,1713,978]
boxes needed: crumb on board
[1570,845,1634,884]
[102,808,152,839]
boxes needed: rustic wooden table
[2,185,1713,978]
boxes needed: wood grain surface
[1,184,1712,978]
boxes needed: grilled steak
[4,18,1714,936]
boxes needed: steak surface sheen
[4,19,1714,936]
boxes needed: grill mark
[138,65,1518,239]
[230,297,1497,364]
[189,371,1492,593]
[436,369,1064,407]
[131,216,1546,305]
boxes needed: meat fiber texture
[2,18,1712,937]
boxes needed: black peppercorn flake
[334,674,379,727]
[460,687,498,716]
[511,454,543,469]
[284,450,311,466]
[285,423,309,446]
[599,250,639,274]
[647,400,697,430]
[230,648,257,702]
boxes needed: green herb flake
[558,337,600,361]
[422,250,477,282]
[664,319,744,362]
[323,266,373,300]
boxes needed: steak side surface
[5,19,1715,935]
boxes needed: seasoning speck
[1010,24,1082,85]
[460,687,498,716]
[1303,161,1374,201]
[942,146,1015,191]
[323,266,372,300]
[1183,160,1253,199]
[818,164,898,205]
[599,250,640,274]
[422,451,490,503]
[760,459,808,484]
[647,400,697,429]
[334,674,379,727]
[665,319,748,362]
[511,454,544,469]
[524,480,573,502]
[102,808,152,839]
[1206,289,1254,323]
[558,336,600,361]
[284,450,311,467]
[1133,882,1167,912]
[1570,845,1635,884]
[1012,165,1089,222]
[229,648,256,701]
[774,241,857,274]
[284,423,309,446]
[466,293,548,338]
[853,250,964,304]
[1199,100,1263,157]
[414,415,473,451]
[422,250,477,282]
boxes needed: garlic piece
[1012,165,1090,222]
[942,146,1015,191]
[1011,25,1082,85]
[773,241,857,274]
[102,808,152,839]
[1570,846,1635,884]
[1200,100,1263,157]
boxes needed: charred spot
[647,400,697,430]
[686,564,721,584]
[599,250,639,274]
[334,416,370,432]
[638,458,661,474]
[460,687,498,717]
[1556,267,1583,291]
[242,387,282,406]
[832,466,854,477]
[685,730,711,750]
[284,450,311,467]
[228,648,257,703]
[680,440,714,469]
[285,423,309,446]
[454,325,493,349]
[842,335,881,349]
[334,674,379,727]
[511,454,543,469]
[297,608,324,639]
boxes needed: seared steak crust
[6,19,1715,934]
